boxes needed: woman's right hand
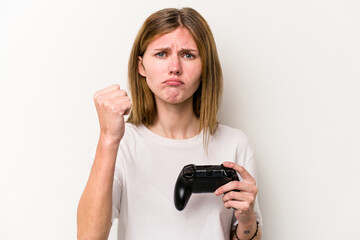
[93,84,132,143]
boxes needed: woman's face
[139,27,202,105]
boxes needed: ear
[138,56,146,77]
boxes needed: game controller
[174,164,239,211]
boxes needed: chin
[157,92,193,105]
[165,98,183,104]
[158,95,183,103]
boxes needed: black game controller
[174,164,239,211]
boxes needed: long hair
[127,7,223,143]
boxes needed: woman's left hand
[214,161,258,224]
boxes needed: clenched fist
[93,84,132,143]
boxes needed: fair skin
[77,84,131,239]
[138,27,202,139]
[77,27,261,240]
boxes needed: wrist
[236,210,256,225]
[234,221,259,240]
[91,135,121,175]
[234,215,258,240]
[99,134,121,147]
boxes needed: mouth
[163,79,184,86]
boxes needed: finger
[215,181,257,196]
[112,98,132,115]
[113,95,131,105]
[123,106,131,115]
[224,200,252,213]
[94,90,129,109]
[94,84,121,98]
[223,162,256,185]
[222,191,255,203]
[106,89,128,100]
[122,100,132,115]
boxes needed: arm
[77,137,119,240]
[77,84,131,240]
[215,161,262,240]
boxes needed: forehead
[147,27,198,50]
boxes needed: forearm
[232,215,261,240]
[77,137,119,240]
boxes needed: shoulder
[124,122,138,133]
[213,124,251,145]
[120,123,144,144]
[207,124,254,165]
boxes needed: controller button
[224,169,232,176]
[183,166,195,178]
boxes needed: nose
[169,55,182,75]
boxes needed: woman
[77,7,262,240]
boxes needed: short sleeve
[111,164,122,223]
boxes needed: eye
[155,52,167,58]
[183,53,195,59]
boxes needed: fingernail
[214,190,219,196]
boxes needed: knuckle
[96,96,105,105]
[253,186,258,194]
[119,89,127,96]
[102,100,109,108]
[231,181,240,190]
[120,107,128,114]
[93,92,101,101]
[228,191,235,199]
[123,96,130,103]
[110,105,118,112]
[243,202,250,211]
[105,102,115,111]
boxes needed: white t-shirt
[100,123,262,240]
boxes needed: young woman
[77,7,262,240]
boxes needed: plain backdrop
[1,0,359,239]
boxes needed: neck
[148,97,200,139]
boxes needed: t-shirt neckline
[138,124,203,147]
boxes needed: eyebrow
[153,47,199,52]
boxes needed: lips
[163,79,184,86]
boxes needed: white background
[1,0,359,239]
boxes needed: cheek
[145,77,157,94]
[188,62,202,83]
[142,67,157,88]
[144,68,163,94]
[192,60,202,76]
[144,62,167,82]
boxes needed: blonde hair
[127,7,223,142]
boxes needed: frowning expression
[138,27,202,105]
